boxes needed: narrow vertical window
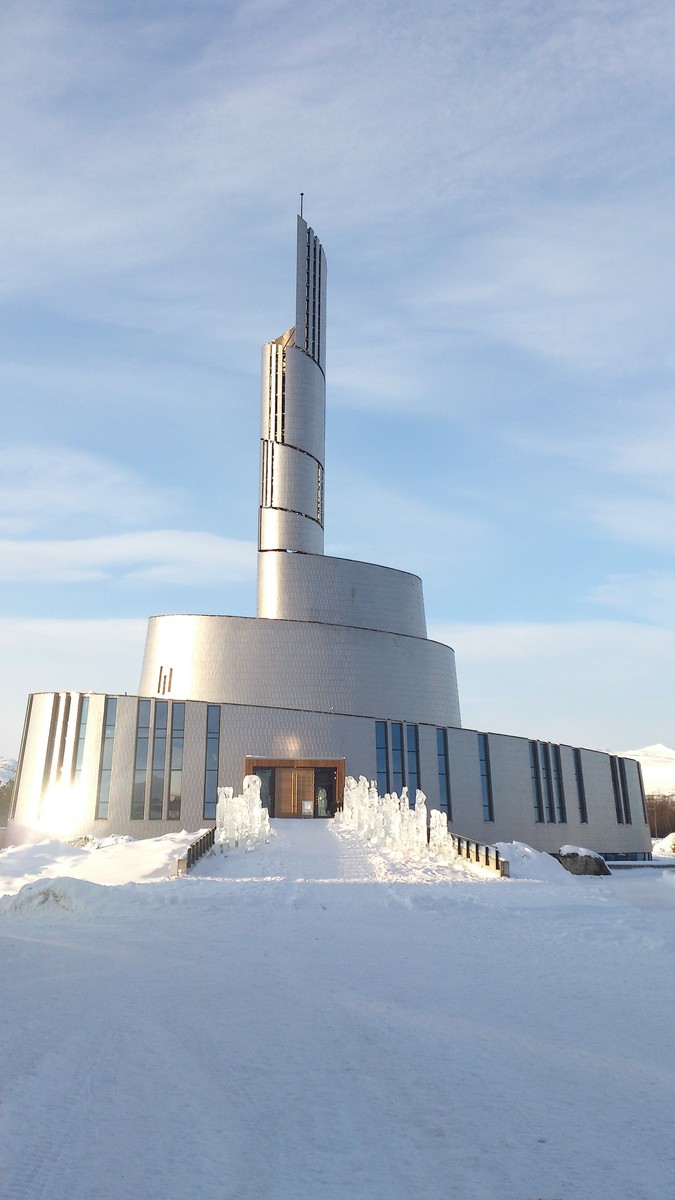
[71,696,89,784]
[574,748,588,823]
[167,703,185,821]
[530,741,544,822]
[610,757,624,824]
[149,700,168,820]
[540,743,556,823]
[551,744,567,823]
[406,725,420,801]
[203,705,220,820]
[375,721,389,795]
[55,694,71,781]
[96,698,117,820]
[477,733,494,822]
[636,761,649,825]
[39,696,61,816]
[436,728,451,819]
[618,758,632,825]
[131,700,151,820]
[391,722,405,797]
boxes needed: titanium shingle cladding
[139,614,461,727]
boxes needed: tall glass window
[616,757,632,825]
[436,728,451,818]
[40,695,60,813]
[131,700,151,820]
[391,723,405,797]
[149,701,168,820]
[96,698,117,820]
[167,703,185,821]
[71,696,89,784]
[375,721,389,795]
[406,725,420,802]
[529,741,544,822]
[551,744,567,823]
[574,748,588,823]
[636,762,649,825]
[540,744,556,823]
[610,756,624,824]
[478,733,493,821]
[203,705,221,820]
[55,694,71,781]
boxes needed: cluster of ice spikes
[215,775,272,852]
[337,775,456,860]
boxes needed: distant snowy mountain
[617,744,675,796]
[0,757,17,785]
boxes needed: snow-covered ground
[1,821,674,1200]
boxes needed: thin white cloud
[0,445,181,536]
[429,617,675,749]
[326,473,486,573]
[0,617,148,754]
[0,530,256,585]
[413,196,675,375]
[588,572,675,625]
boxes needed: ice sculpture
[215,776,272,852]
[338,775,455,860]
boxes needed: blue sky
[2,0,675,755]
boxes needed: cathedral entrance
[244,758,345,818]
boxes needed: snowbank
[494,841,574,882]
[0,831,201,896]
[652,831,675,857]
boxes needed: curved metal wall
[138,613,461,727]
[256,551,427,637]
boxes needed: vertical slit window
[130,700,151,819]
[375,721,389,795]
[530,741,544,822]
[96,698,117,820]
[55,694,71,782]
[551,744,567,822]
[149,701,168,820]
[71,696,89,784]
[610,757,624,824]
[478,733,494,821]
[618,758,632,824]
[40,695,61,816]
[406,725,420,801]
[204,705,221,820]
[540,743,556,822]
[167,703,185,821]
[574,748,588,823]
[636,762,649,825]
[436,728,451,818]
[391,722,405,797]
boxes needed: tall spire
[258,217,327,557]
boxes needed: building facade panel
[256,552,427,636]
[138,614,461,727]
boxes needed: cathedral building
[8,218,651,859]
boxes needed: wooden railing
[176,827,215,876]
[449,833,509,878]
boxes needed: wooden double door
[244,758,345,819]
[275,767,315,818]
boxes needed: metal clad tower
[258,216,327,560]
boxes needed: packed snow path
[1,821,674,1200]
